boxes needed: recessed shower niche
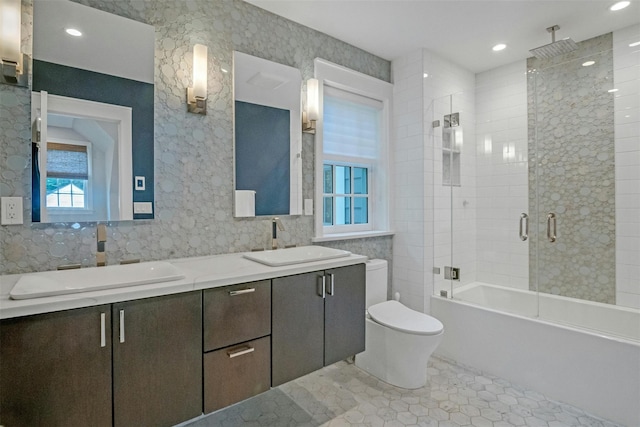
[442,112,461,187]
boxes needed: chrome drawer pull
[229,288,256,296]
[100,312,106,348]
[227,346,255,358]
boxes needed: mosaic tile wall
[0,0,392,275]
[527,33,615,303]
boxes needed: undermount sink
[243,246,351,267]
[10,261,185,300]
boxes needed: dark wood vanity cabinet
[203,280,271,413]
[0,262,364,425]
[112,291,202,427]
[271,263,366,386]
[0,292,201,427]
[0,305,113,427]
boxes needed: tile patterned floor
[185,356,623,427]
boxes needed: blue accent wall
[33,60,154,219]
[235,101,290,216]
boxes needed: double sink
[9,246,351,300]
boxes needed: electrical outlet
[1,197,24,225]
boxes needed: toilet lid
[368,301,444,336]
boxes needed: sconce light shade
[0,0,27,87]
[187,43,208,115]
[303,78,319,134]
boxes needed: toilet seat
[367,300,443,336]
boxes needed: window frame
[322,161,372,234]
[45,138,94,215]
[313,58,393,240]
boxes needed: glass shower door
[531,40,618,316]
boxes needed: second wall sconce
[0,0,28,87]
[302,78,319,134]
[187,43,207,115]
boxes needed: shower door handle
[519,213,529,241]
[547,213,557,243]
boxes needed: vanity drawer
[203,280,271,351]
[204,336,271,413]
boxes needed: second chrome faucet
[97,224,107,266]
[271,217,285,250]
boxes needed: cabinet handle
[327,273,335,296]
[100,312,106,348]
[119,309,125,343]
[227,346,255,358]
[321,275,326,299]
[229,288,255,296]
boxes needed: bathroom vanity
[0,249,366,427]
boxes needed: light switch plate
[133,202,153,214]
[1,197,24,225]
[304,199,313,216]
[135,176,146,191]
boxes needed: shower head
[529,25,578,59]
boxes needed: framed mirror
[31,0,154,222]
[233,51,303,217]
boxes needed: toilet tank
[366,259,388,308]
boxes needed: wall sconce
[0,0,28,87]
[302,78,319,134]
[187,44,207,115]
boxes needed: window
[46,142,90,210]
[314,58,393,240]
[323,164,369,226]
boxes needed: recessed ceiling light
[629,41,640,47]
[423,73,429,78]
[610,1,630,11]
[492,43,507,52]
[582,61,595,66]
[65,28,82,37]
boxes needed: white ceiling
[244,0,640,73]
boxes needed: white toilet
[355,259,444,389]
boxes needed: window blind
[323,86,382,159]
[47,142,89,180]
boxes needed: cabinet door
[272,272,324,386]
[324,264,366,365]
[112,292,202,427]
[0,305,112,427]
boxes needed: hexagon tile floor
[184,356,622,427]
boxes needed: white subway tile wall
[614,24,640,309]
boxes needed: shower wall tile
[475,60,529,289]
[0,0,392,275]
[528,33,616,304]
[391,51,426,312]
[614,24,640,309]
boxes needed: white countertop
[0,251,368,319]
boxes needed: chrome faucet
[96,224,107,266]
[272,217,285,250]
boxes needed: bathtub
[431,282,640,427]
